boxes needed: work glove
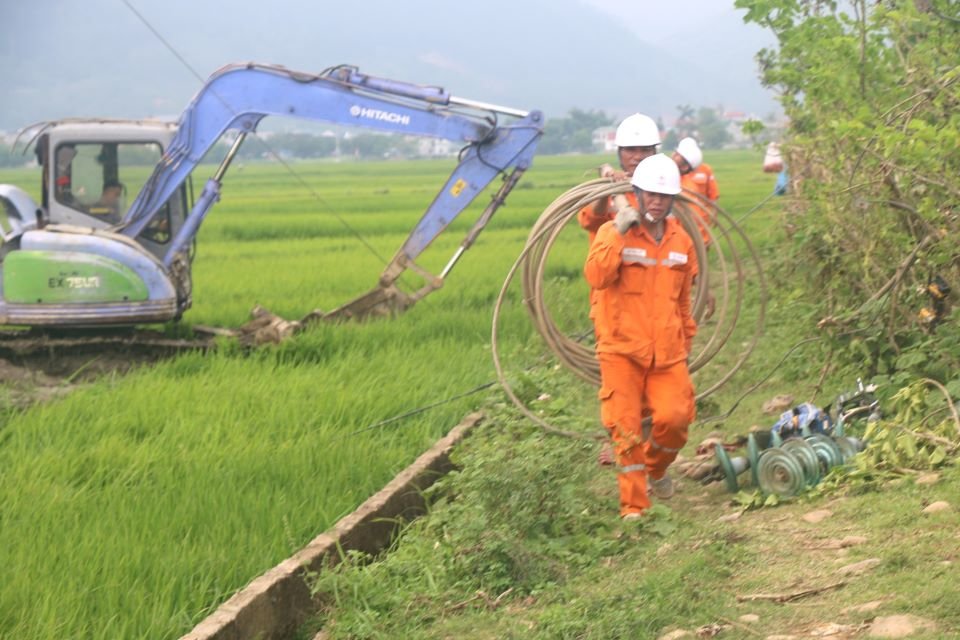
[613,206,640,235]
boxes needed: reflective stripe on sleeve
[620,463,647,474]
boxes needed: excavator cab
[32,120,193,262]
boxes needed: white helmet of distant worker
[676,137,703,170]
[615,113,660,147]
[631,153,682,195]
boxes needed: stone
[838,558,882,575]
[868,614,936,638]
[915,472,940,485]
[716,511,743,523]
[922,501,951,514]
[763,394,794,414]
[839,535,868,547]
[802,509,833,524]
[845,600,884,614]
[739,614,760,623]
[811,622,858,636]
[657,630,692,640]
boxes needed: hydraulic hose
[492,178,768,438]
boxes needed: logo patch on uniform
[622,248,647,263]
[667,251,687,264]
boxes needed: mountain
[0,0,777,132]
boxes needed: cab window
[54,141,163,225]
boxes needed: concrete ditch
[179,411,485,640]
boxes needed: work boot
[649,473,674,499]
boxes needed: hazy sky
[583,0,747,40]
[1,0,777,131]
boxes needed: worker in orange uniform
[578,113,660,244]
[672,137,719,245]
[580,113,661,468]
[584,154,698,520]
[673,137,717,318]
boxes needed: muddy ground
[0,330,215,409]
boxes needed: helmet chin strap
[634,187,673,231]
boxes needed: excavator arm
[120,63,543,319]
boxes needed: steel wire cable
[492,179,768,438]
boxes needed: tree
[674,104,696,139]
[736,0,960,381]
[696,107,732,149]
[539,109,613,155]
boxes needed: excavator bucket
[215,267,444,346]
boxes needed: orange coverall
[680,162,719,246]
[584,217,698,517]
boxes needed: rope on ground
[344,381,497,438]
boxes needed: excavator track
[0,328,215,355]
[0,327,215,364]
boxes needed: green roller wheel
[834,418,845,437]
[781,438,821,486]
[715,443,740,493]
[757,448,806,497]
[806,434,844,471]
[833,436,865,462]
[748,432,762,488]
[771,430,783,447]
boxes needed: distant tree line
[0,105,745,168]
[0,146,29,168]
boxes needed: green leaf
[929,447,947,467]
[896,433,918,460]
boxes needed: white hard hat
[615,113,660,147]
[676,137,703,169]
[631,154,681,195]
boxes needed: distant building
[415,137,457,157]
[592,126,616,152]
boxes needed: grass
[299,153,960,639]
[3,148,920,640]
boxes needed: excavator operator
[584,154,698,521]
[578,113,661,244]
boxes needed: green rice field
[0,149,779,638]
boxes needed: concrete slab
[179,411,484,640]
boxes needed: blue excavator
[0,63,543,327]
